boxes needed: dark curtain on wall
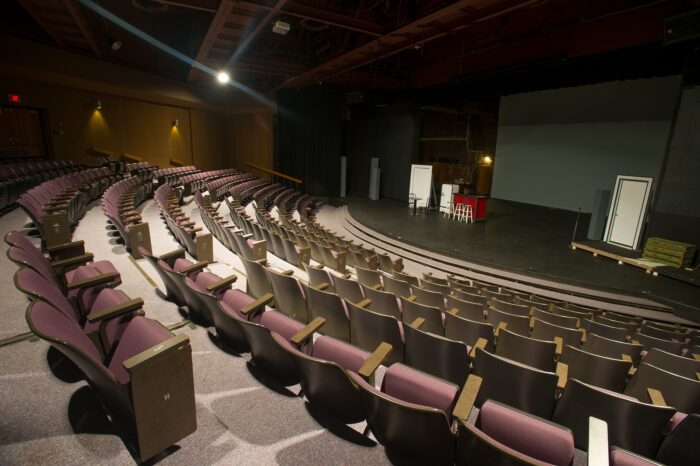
[274,89,342,197]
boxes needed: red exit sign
[8,93,21,103]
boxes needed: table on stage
[453,194,488,222]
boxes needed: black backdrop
[274,89,342,197]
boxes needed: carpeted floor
[0,198,393,465]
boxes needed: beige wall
[0,34,275,171]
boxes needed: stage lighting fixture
[217,71,230,84]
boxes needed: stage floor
[337,196,700,323]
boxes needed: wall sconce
[482,155,493,165]
[95,99,103,110]
[172,119,179,127]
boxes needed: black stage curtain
[275,89,342,197]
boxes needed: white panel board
[604,175,653,249]
[409,164,432,208]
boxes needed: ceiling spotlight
[272,20,290,35]
[111,40,122,51]
[217,71,230,84]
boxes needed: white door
[604,176,653,249]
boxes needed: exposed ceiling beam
[327,70,409,89]
[238,0,385,36]
[160,0,218,13]
[61,0,101,57]
[225,0,288,67]
[205,58,305,77]
[186,0,237,82]
[275,0,541,90]
[16,0,66,48]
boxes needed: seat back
[495,328,557,372]
[403,324,469,387]
[457,400,575,466]
[596,315,640,333]
[444,313,495,352]
[490,298,530,316]
[278,334,369,424]
[445,295,485,322]
[560,345,632,392]
[361,285,402,320]
[632,332,686,355]
[265,269,308,323]
[532,308,579,329]
[306,265,334,293]
[581,318,630,342]
[350,364,458,465]
[643,347,700,379]
[238,255,273,299]
[411,286,445,310]
[583,332,644,366]
[332,274,364,304]
[472,347,558,418]
[531,318,584,348]
[400,298,444,336]
[393,270,419,287]
[454,289,488,307]
[355,266,382,288]
[553,378,675,458]
[655,413,700,466]
[382,274,412,298]
[347,301,404,365]
[422,281,451,296]
[302,283,350,342]
[485,308,530,336]
[15,267,78,321]
[623,363,700,414]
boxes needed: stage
[333,196,700,324]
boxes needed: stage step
[643,237,696,268]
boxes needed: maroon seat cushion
[610,448,659,466]
[479,400,574,466]
[109,317,173,384]
[382,363,459,423]
[312,336,370,373]
[220,289,258,322]
[259,310,304,342]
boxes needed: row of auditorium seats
[154,165,198,186]
[179,168,239,196]
[154,184,212,260]
[205,173,257,200]
[5,231,196,462]
[1,159,81,212]
[101,176,154,252]
[17,166,120,247]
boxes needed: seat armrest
[188,227,203,234]
[180,261,209,275]
[448,308,460,316]
[406,295,418,302]
[357,298,372,309]
[291,317,326,347]
[453,374,483,422]
[123,334,190,373]
[469,337,488,358]
[313,264,325,269]
[47,240,85,258]
[647,388,666,406]
[494,321,507,336]
[280,270,295,276]
[587,417,609,466]
[87,298,144,323]
[241,293,274,318]
[206,275,237,293]
[158,248,186,262]
[556,362,568,390]
[621,354,636,376]
[371,283,382,290]
[52,253,95,269]
[341,273,351,279]
[314,282,330,291]
[358,342,393,379]
[554,337,563,356]
[66,271,120,290]
[410,317,425,329]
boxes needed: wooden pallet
[643,237,695,268]
[571,242,663,275]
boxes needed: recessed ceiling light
[217,71,230,84]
